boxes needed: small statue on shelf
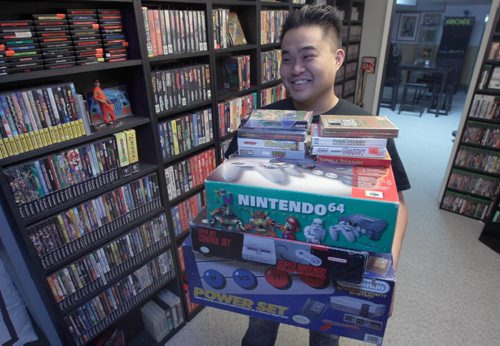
[92,79,122,128]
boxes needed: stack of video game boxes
[97,9,128,62]
[0,19,43,76]
[66,9,103,66]
[34,13,76,69]
[183,111,401,344]
[0,9,129,76]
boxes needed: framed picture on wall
[419,28,438,44]
[397,13,420,41]
[422,12,442,26]
[361,56,376,74]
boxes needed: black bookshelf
[439,5,500,254]
[332,0,365,103]
[0,1,180,345]
[0,1,368,344]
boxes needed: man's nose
[291,61,305,74]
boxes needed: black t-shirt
[226,98,411,192]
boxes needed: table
[400,63,454,116]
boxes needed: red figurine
[93,80,120,126]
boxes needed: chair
[427,64,458,116]
[398,82,427,116]
[417,60,458,116]
[380,43,402,111]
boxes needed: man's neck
[293,94,340,115]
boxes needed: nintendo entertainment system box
[205,156,399,254]
[190,210,370,285]
[184,235,395,345]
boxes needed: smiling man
[239,5,411,346]
[279,14,343,114]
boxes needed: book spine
[147,9,158,57]
[124,129,139,164]
[23,90,42,133]
[159,10,167,56]
[113,132,130,168]
[0,95,19,137]
[64,83,78,122]
[310,124,387,147]
[153,9,163,56]
[164,9,173,54]
[238,128,305,142]
[54,85,71,124]
[8,92,28,134]
[311,136,387,147]
[311,145,387,158]
[237,137,305,151]
[142,6,154,57]
[238,147,305,160]
[46,86,62,126]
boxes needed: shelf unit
[0,0,368,344]
[330,0,364,103]
[439,5,500,254]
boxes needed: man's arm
[392,192,408,270]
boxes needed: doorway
[378,0,493,121]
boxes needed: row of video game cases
[47,212,171,313]
[0,9,128,75]
[66,253,176,345]
[27,173,161,269]
[3,131,138,220]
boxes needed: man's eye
[304,54,314,60]
[282,57,291,64]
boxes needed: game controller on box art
[184,236,395,345]
[189,210,370,284]
[205,156,399,253]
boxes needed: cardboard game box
[243,109,313,131]
[205,156,399,253]
[190,210,369,284]
[319,115,399,138]
[184,236,395,345]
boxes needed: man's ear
[335,49,345,67]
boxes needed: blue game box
[184,235,395,345]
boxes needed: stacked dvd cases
[26,173,162,270]
[0,20,43,76]
[98,9,128,63]
[33,13,76,69]
[64,252,175,344]
[67,9,105,66]
[3,136,125,220]
[46,213,171,312]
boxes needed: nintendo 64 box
[205,156,399,253]
[184,235,395,345]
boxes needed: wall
[357,0,394,114]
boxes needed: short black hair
[280,5,343,49]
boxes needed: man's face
[280,25,344,113]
